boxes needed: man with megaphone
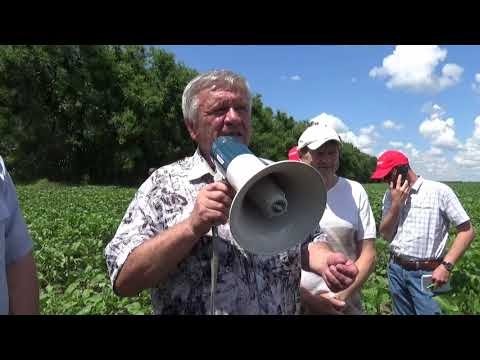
[105,69,358,315]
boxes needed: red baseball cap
[288,146,300,161]
[370,150,409,180]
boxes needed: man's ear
[185,119,197,141]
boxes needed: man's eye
[211,107,227,115]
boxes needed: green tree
[0,45,378,185]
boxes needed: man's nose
[315,158,332,167]
[224,107,241,124]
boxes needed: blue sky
[158,45,480,181]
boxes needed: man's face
[383,166,408,186]
[186,88,251,158]
[383,169,395,184]
[301,141,340,178]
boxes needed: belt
[390,253,442,271]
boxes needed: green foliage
[250,94,308,161]
[338,143,377,183]
[17,181,151,314]
[1,45,376,186]
[16,181,480,315]
[0,45,196,185]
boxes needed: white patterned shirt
[105,148,318,314]
[382,177,470,259]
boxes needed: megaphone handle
[209,225,220,315]
[209,171,224,315]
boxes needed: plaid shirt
[382,177,470,259]
[105,149,317,315]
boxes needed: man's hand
[319,292,347,313]
[307,292,346,315]
[187,181,235,238]
[431,264,450,287]
[390,174,410,207]
[322,252,359,292]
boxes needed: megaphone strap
[210,226,220,315]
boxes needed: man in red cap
[371,150,475,315]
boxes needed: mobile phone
[421,274,452,294]
[390,165,409,186]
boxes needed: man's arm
[7,251,39,314]
[432,221,475,286]
[443,221,475,266]
[113,182,234,297]
[431,186,476,286]
[379,205,400,242]
[114,218,200,296]
[301,241,330,274]
[335,239,376,301]
[302,242,358,292]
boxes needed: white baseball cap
[297,125,342,151]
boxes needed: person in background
[0,155,40,315]
[371,150,475,315]
[296,125,377,315]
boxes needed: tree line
[0,45,377,185]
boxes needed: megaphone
[210,136,327,255]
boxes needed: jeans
[387,260,442,315]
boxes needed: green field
[16,180,480,315]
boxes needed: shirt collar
[187,148,216,182]
[410,176,424,192]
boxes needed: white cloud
[400,115,480,181]
[472,73,480,94]
[379,116,480,181]
[392,147,452,180]
[425,147,443,156]
[418,104,460,149]
[308,112,480,181]
[384,142,420,159]
[309,113,349,133]
[342,128,378,155]
[415,155,451,178]
[309,113,378,155]
[454,116,480,171]
[474,115,480,139]
[382,119,403,130]
[421,101,432,113]
[454,142,480,169]
[369,45,463,93]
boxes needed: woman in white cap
[296,125,377,315]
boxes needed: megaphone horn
[211,136,327,255]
